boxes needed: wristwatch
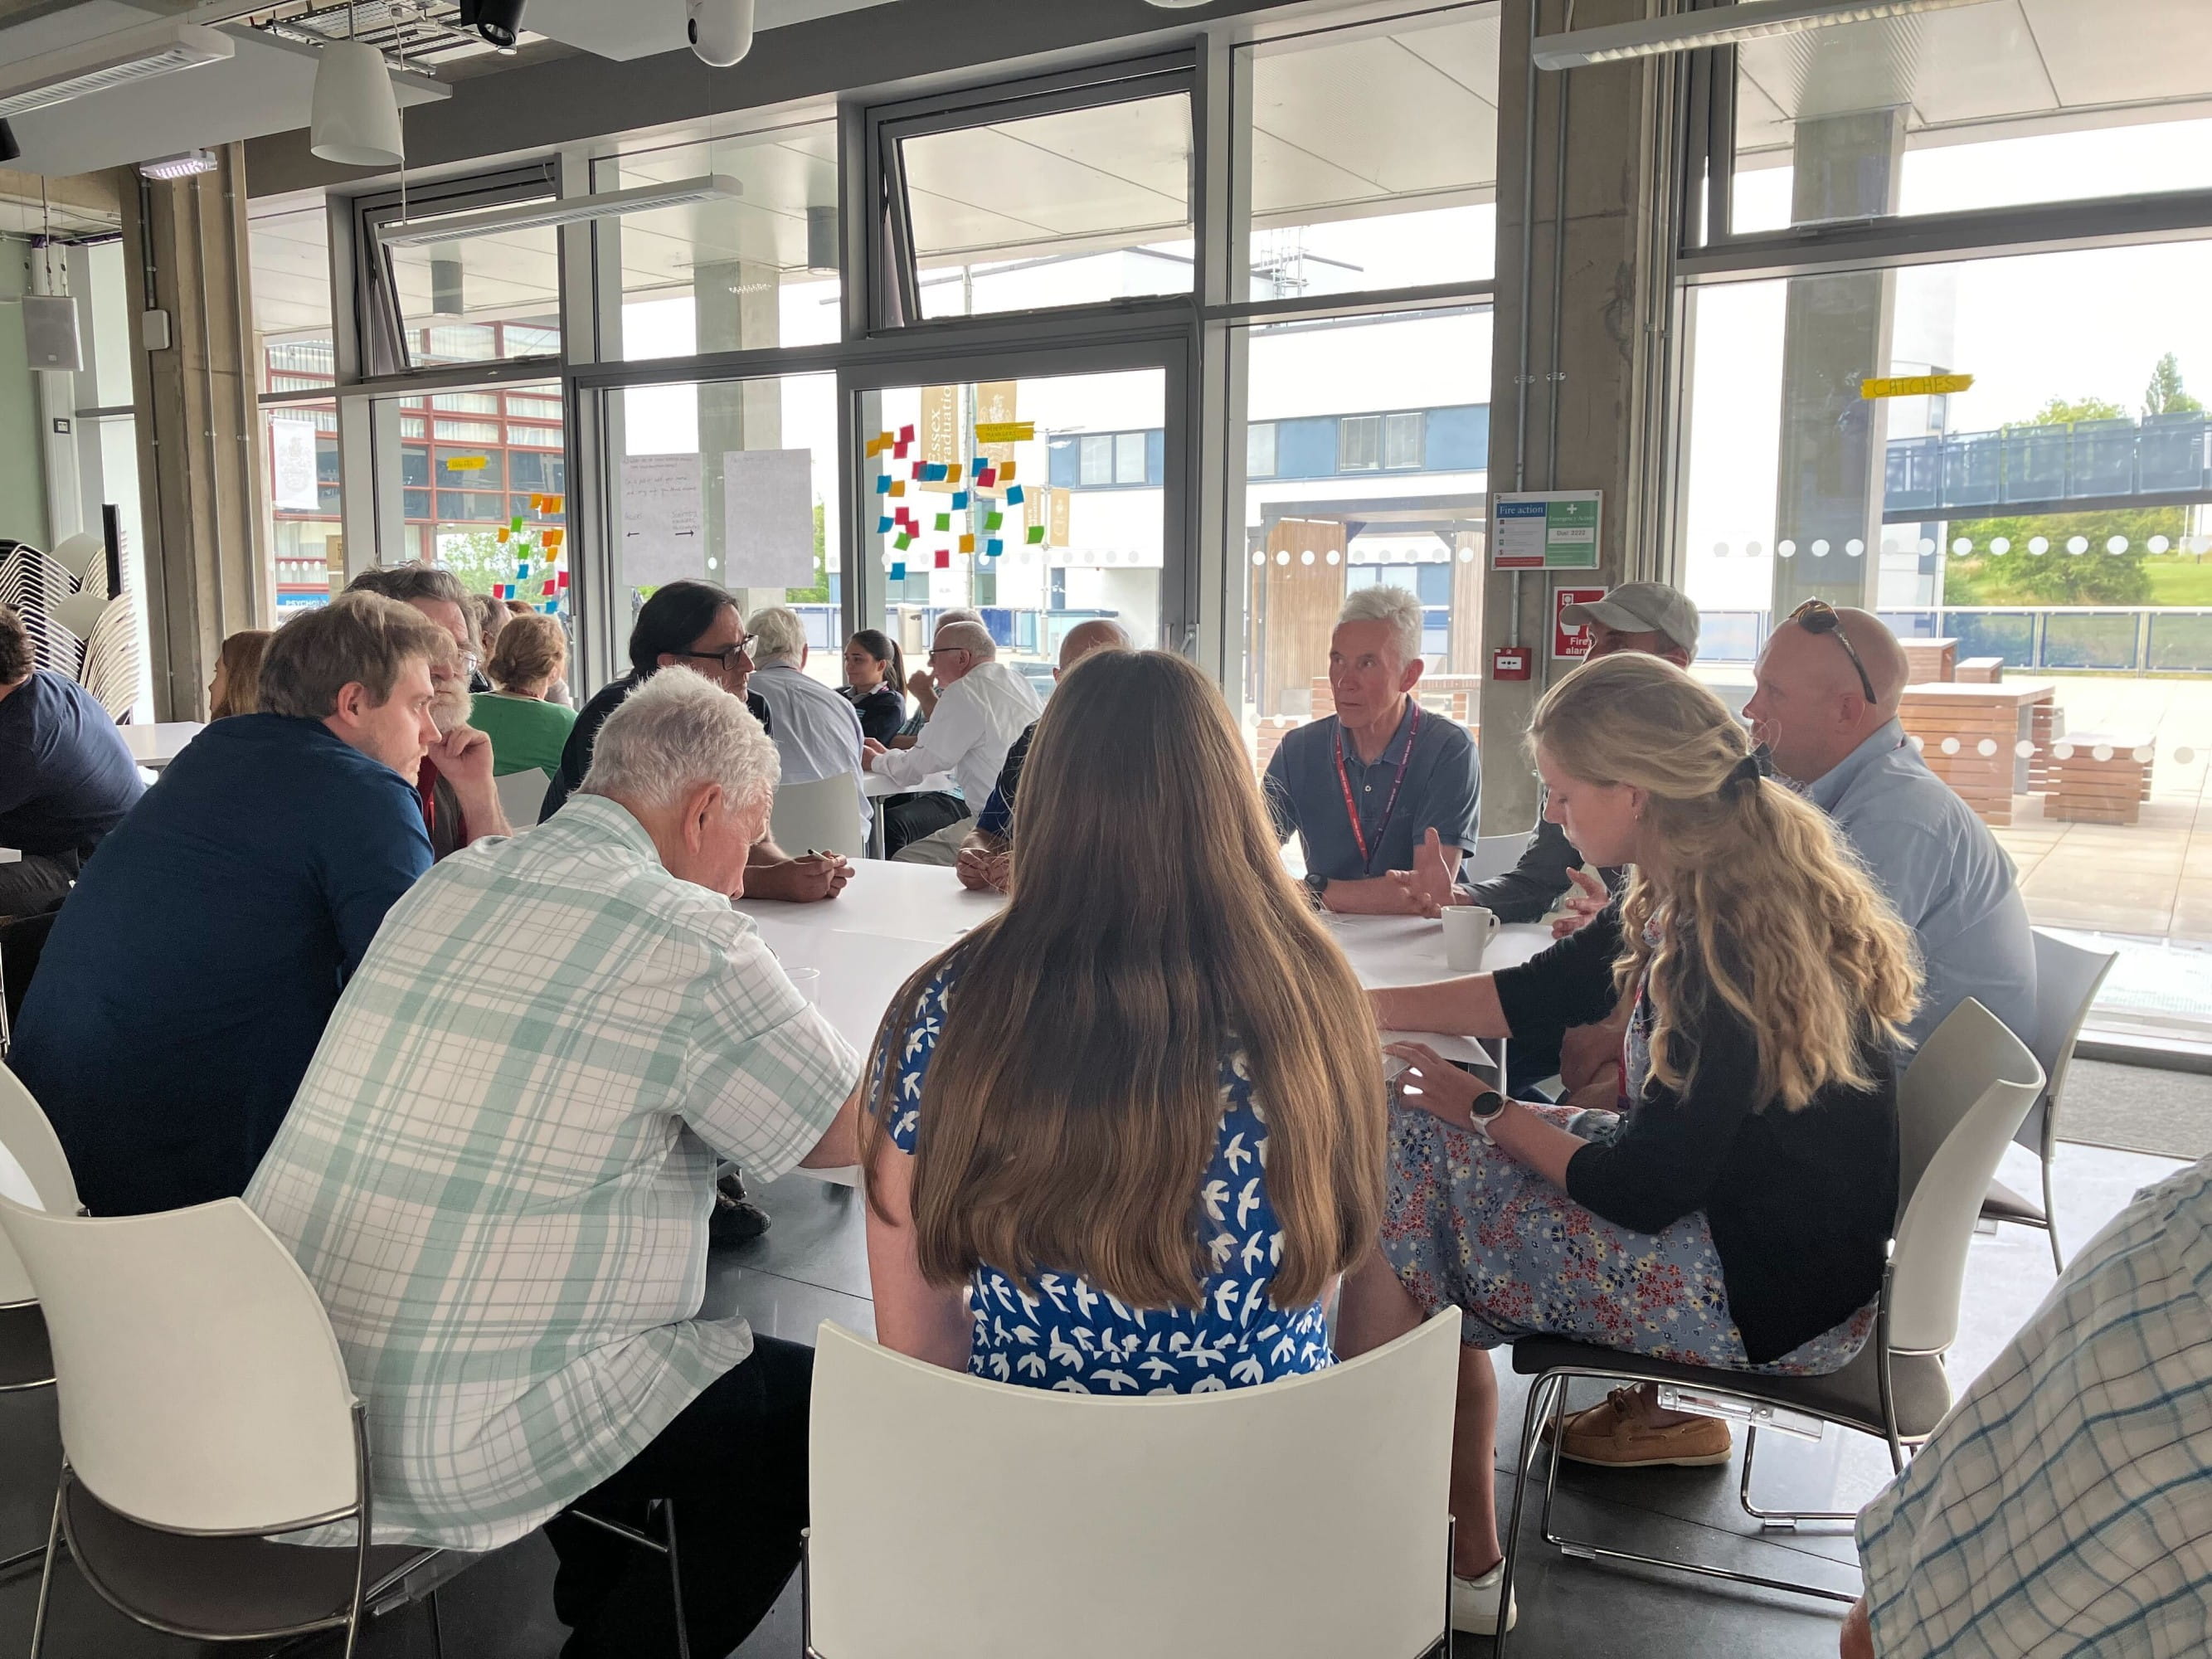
[1467,1087,1508,1126]
[1303,870,1330,905]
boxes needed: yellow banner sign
[974,421,1036,445]
[1860,373,1974,400]
[444,455,490,472]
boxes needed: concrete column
[695,258,784,618]
[119,144,267,719]
[1770,108,1907,615]
[1479,0,1672,834]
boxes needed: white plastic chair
[771,773,867,862]
[494,766,552,831]
[1495,1000,2043,1638]
[0,1062,78,1574]
[1466,832,1530,883]
[805,1310,1461,1659]
[0,1195,449,1657]
[1981,930,2117,1271]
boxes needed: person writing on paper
[1262,586,1479,915]
[865,619,1040,862]
[861,649,1385,1393]
[1334,652,1916,1637]
[953,616,1131,893]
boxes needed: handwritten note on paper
[620,454,704,586]
[722,449,817,588]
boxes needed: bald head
[1744,606,1910,785]
[1057,617,1130,675]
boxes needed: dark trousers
[0,852,75,922]
[880,791,969,859]
[547,1335,813,1659]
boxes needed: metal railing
[1884,414,2212,521]
[1697,607,2212,675]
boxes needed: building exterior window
[1247,421,1277,479]
[1339,414,1381,471]
[1385,411,1425,469]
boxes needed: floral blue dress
[879,963,1334,1393]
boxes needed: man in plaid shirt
[247,668,861,1659]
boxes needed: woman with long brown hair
[1339,651,1920,1636]
[207,629,271,719]
[862,649,1387,1392]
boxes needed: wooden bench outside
[2048,733,2156,825]
[1956,657,2003,684]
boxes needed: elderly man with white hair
[863,615,1041,859]
[745,603,872,844]
[1263,584,1480,913]
[246,667,863,1659]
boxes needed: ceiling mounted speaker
[686,0,755,66]
[459,0,527,52]
[310,40,404,168]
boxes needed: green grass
[2144,561,2212,606]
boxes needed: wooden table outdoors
[1900,637,1958,684]
[1897,679,2059,826]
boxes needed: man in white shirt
[865,619,1041,862]
[744,606,871,846]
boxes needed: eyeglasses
[926,646,971,660]
[1788,599,1877,706]
[678,635,756,672]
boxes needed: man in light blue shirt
[745,605,871,843]
[1746,604,2035,1053]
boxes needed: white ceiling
[1737,0,2212,155]
[520,0,897,64]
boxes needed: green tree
[434,528,551,601]
[2144,352,2202,417]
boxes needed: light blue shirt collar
[1806,718,1908,813]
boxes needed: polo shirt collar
[1807,718,1908,812]
[557,791,663,862]
[1341,697,1417,770]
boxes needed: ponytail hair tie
[1719,751,1764,800]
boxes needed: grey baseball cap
[1559,581,1699,656]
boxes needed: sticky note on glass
[874,474,892,494]
[889,479,906,497]
[952,490,970,510]
[911,460,926,479]
[445,455,488,473]
[543,601,558,614]
[543,579,557,596]
[865,436,884,457]
[542,528,565,547]
[557,569,570,589]
[890,561,907,581]
[893,440,911,460]
[894,532,912,551]
[959,533,976,554]
[977,468,998,489]
[946,463,963,484]
[510,515,526,533]
[933,513,951,532]
[544,495,564,514]
[1027,525,1046,544]
[516,562,530,578]
[971,455,989,473]
[986,538,1004,557]
[975,421,1035,445]
[877,516,894,533]
[497,527,511,543]
[999,463,1017,484]
[921,463,947,482]
[1006,484,1026,505]
[935,547,951,569]
[899,425,916,442]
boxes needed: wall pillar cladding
[1479,0,1674,834]
[120,142,267,721]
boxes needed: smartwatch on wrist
[1467,1087,1507,1127]
[1303,870,1330,906]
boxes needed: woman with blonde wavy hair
[1338,651,1919,1637]
[861,648,1388,1394]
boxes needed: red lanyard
[1333,703,1420,876]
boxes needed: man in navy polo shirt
[1263,585,1479,913]
[0,604,142,918]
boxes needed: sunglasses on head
[1788,599,1877,705]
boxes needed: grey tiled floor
[0,1139,2182,1659]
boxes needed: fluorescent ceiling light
[377,175,745,246]
[138,148,219,181]
[1532,0,1998,71]
[0,19,233,121]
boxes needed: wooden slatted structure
[2047,733,2156,825]
[1896,680,2060,827]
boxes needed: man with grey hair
[897,605,984,732]
[247,667,863,1659]
[865,616,1041,859]
[952,615,1132,890]
[745,604,871,845]
[1263,583,1479,913]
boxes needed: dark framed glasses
[678,635,756,673]
[1788,599,1877,705]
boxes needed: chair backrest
[494,766,552,831]
[0,1060,80,1304]
[771,772,866,861]
[1466,833,1529,883]
[0,1195,362,1535]
[807,1311,1458,1659]
[2015,929,2117,1154]
[1890,999,2044,1353]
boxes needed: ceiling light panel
[378,175,745,246]
[0,18,233,120]
[1532,0,2001,71]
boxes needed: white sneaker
[1450,1562,1518,1635]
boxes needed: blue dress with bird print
[881,964,1334,1394]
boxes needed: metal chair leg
[660,1499,691,1659]
[28,1483,61,1659]
[427,1584,446,1659]
[2041,1151,2065,1274]
[1495,1372,1565,1659]
[1738,1423,1856,1528]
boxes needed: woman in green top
[469,612,577,777]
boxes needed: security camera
[687,0,756,66]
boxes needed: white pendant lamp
[311,39,404,168]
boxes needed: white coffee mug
[1441,905,1502,972]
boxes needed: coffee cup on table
[1441,905,1501,972]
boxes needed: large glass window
[608,372,842,683]
[263,399,343,615]
[248,202,333,397]
[1236,3,1500,299]
[593,118,841,361]
[383,222,562,372]
[1679,238,2212,1042]
[1728,5,2212,236]
[866,368,1166,692]
[372,380,570,606]
[1237,308,1492,742]
[890,88,1195,320]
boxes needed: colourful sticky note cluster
[1027,524,1047,544]
[933,513,951,533]
[1007,484,1026,505]
[921,462,947,482]
[542,528,565,548]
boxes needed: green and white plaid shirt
[246,794,858,1551]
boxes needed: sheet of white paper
[620,454,704,586]
[722,448,816,588]
[270,413,320,512]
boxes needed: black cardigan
[1493,907,1898,1364]
[841,683,907,746]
